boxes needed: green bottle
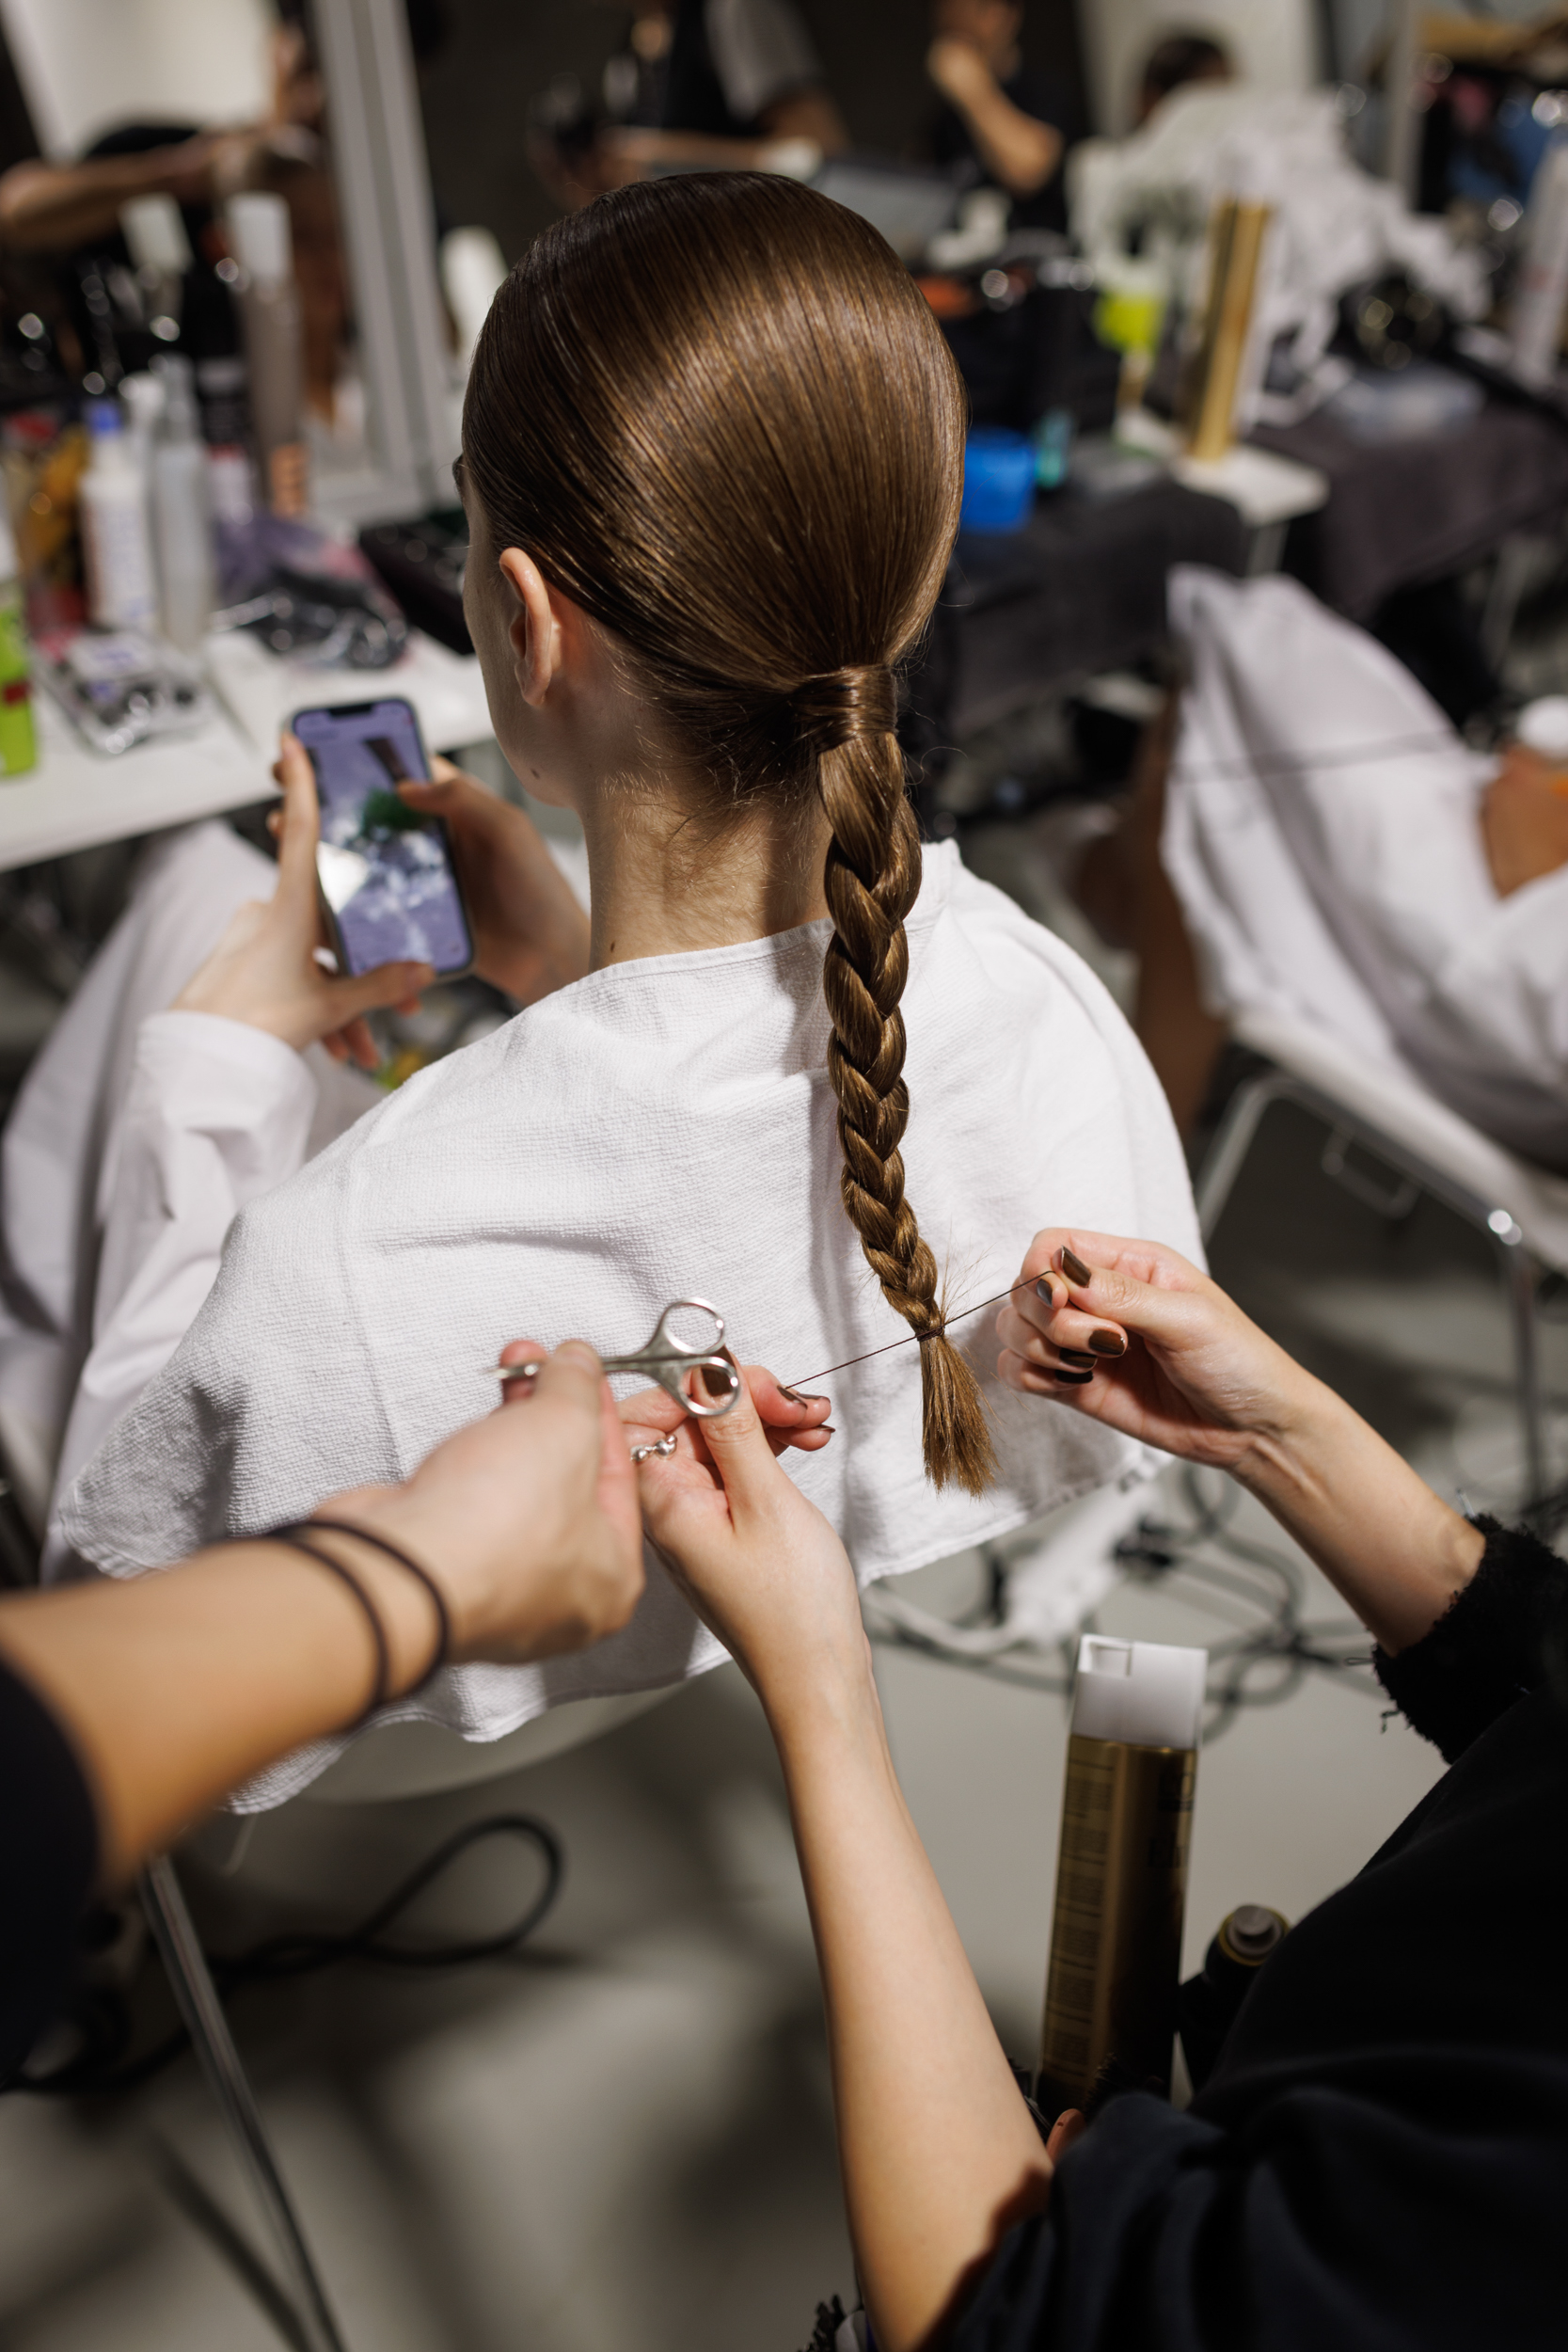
[0,503,36,778]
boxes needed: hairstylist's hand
[397,760,591,1007]
[175,732,432,1069]
[625,1366,868,1715]
[614,1360,835,1458]
[325,1342,643,1664]
[994,1231,1321,1473]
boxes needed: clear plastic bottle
[78,399,159,631]
[0,501,37,778]
[150,354,214,652]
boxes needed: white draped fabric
[55,841,1200,1804]
[1164,567,1568,1172]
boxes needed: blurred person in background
[925,0,1074,231]
[537,0,849,206]
[1133,29,1233,125]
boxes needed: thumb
[325,959,435,1023]
[1037,1236,1200,1353]
[275,732,322,899]
[689,1367,790,1520]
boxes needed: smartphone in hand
[291,698,474,978]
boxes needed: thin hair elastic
[306,1517,451,1682]
[263,1526,391,1728]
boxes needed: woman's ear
[497,547,564,708]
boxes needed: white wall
[0,0,274,159]
[1079,0,1322,135]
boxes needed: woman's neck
[579,783,831,970]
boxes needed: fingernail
[1087,1330,1127,1358]
[1059,1247,1092,1286]
[1058,1347,1096,1367]
[699,1364,730,1397]
[778,1387,831,1406]
[1053,1368,1095,1386]
[820,1423,836,1435]
[1035,1276,1060,1306]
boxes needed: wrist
[294,1518,449,1696]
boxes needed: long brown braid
[463,172,996,1490]
[802,671,997,1492]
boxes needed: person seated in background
[1075,568,1568,1164]
[42,175,1198,1806]
[584,0,849,191]
[924,0,1073,232]
[1132,29,1234,126]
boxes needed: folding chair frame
[1196,1061,1546,1502]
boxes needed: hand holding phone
[291,697,475,979]
[175,734,433,1068]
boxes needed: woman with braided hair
[48,173,1198,1797]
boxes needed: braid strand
[816,728,998,1495]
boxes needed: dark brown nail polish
[1035,1276,1059,1306]
[1053,1368,1094,1386]
[1059,1247,1092,1286]
[1087,1329,1127,1358]
[1059,1347,1096,1367]
[699,1364,730,1397]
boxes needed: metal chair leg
[1196,1056,1552,1509]
[1492,1221,1546,1505]
[1196,1071,1289,1242]
[140,1855,349,2352]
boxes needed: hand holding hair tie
[995,1229,1322,1472]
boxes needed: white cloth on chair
[1164,567,1568,1171]
[55,841,1201,1806]
[0,822,379,1539]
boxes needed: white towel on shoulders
[55,842,1200,1804]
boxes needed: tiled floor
[3,789,1564,2351]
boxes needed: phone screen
[293,699,473,977]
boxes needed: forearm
[1235,1382,1483,1653]
[770,1666,1049,2352]
[0,1536,434,1882]
[0,152,190,252]
[949,88,1060,198]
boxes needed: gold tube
[1037,1731,1197,2112]
[1182,198,1273,464]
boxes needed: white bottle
[150,355,214,652]
[78,398,159,631]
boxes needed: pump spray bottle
[78,399,159,632]
[1037,1636,1206,2114]
[150,354,214,651]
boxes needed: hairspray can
[1037,1636,1206,2113]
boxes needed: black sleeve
[1373,1518,1568,1763]
[0,1653,99,2086]
[953,2057,1568,2352]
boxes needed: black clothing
[663,0,819,141]
[0,1653,98,2087]
[955,1519,1568,2350]
[927,66,1074,234]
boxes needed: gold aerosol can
[1037,1637,1206,2114]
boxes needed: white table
[0,629,496,874]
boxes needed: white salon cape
[1164,567,1568,1172]
[51,838,1200,1806]
[0,823,377,1536]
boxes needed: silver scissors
[489,1299,740,1461]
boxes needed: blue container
[959,426,1036,534]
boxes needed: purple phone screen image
[294,702,471,975]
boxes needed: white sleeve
[48,1011,317,1519]
[705,0,821,121]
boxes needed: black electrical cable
[863,1464,1378,1741]
[12,1812,563,2099]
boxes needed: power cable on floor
[862,1465,1379,1742]
[9,1813,563,2100]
